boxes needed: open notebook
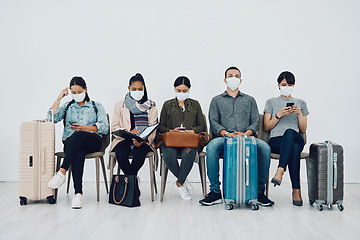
[112,122,161,142]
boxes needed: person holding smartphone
[158,76,206,200]
[263,71,309,206]
[47,76,109,209]
[110,73,158,188]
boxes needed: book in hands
[112,122,161,142]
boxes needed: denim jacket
[47,100,109,141]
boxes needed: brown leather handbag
[158,131,211,148]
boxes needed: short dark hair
[70,76,90,101]
[225,66,241,78]
[174,76,191,88]
[277,71,295,85]
[129,73,148,103]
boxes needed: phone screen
[286,103,294,107]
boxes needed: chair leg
[160,156,168,202]
[109,155,114,185]
[198,156,207,196]
[100,156,109,194]
[95,157,100,202]
[153,170,158,194]
[149,156,155,201]
[67,165,72,194]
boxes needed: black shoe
[271,177,281,187]
[292,199,303,206]
[199,191,223,206]
[258,192,274,206]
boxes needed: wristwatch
[224,132,229,137]
[275,114,281,120]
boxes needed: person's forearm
[51,98,62,110]
[298,115,307,133]
[83,126,98,132]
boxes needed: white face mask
[130,91,144,101]
[280,86,294,97]
[226,77,241,91]
[175,92,190,102]
[71,92,86,103]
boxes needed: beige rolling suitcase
[19,117,56,205]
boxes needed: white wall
[1,0,359,183]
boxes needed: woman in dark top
[159,76,206,200]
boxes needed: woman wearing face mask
[263,71,309,206]
[47,76,109,209]
[110,73,158,188]
[158,76,206,200]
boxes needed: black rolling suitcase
[306,141,344,211]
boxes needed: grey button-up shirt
[209,91,259,137]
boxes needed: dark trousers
[160,145,196,185]
[62,131,102,194]
[268,129,304,189]
[113,140,152,175]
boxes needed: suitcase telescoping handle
[325,141,338,190]
[245,158,249,186]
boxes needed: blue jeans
[268,129,304,189]
[206,137,270,194]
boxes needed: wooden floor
[1,181,359,240]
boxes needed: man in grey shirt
[199,66,274,206]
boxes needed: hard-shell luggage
[19,119,56,205]
[306,141,344,211]
[223,136,259,210]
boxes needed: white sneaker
[48,171,66,189]
[72,194,83,209]
[184,179,194,195]
[174,182,191,200]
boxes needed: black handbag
[108,175,140,207]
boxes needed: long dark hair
[174,76,191,88]
[70,76,90,101]
[129,73,148,103]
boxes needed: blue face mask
[175,92,189,102]
[280,86,294,97]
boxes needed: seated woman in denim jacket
[159,76,206,200]
[47,76,109,209]
[264,71,309,206]
[110,73,158,190]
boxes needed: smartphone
[69,121,77,125]
[286,102,294,107]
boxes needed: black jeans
[113,140,152,175]
[268,129,304,189]
[62,131,102,194]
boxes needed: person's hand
[133,139,146,147]
[234,132,245,136]
[70,124,83,131]
[226,132,237,138]
[277,107,293,118]
[129,129,140,135]
[186,130,195,134]
[58,87,70,100]
[291,105,303,116]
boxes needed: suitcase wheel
[309,199,314,206]
[327,204,333,210]
[19,197,27,206]
[317,204,323,211]
[337,204,344,211]
[226,203,234,211]
[47,196,56,205]
[251,204,259,211]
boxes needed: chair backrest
[258,113,307,145]
[99,114,111,152]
